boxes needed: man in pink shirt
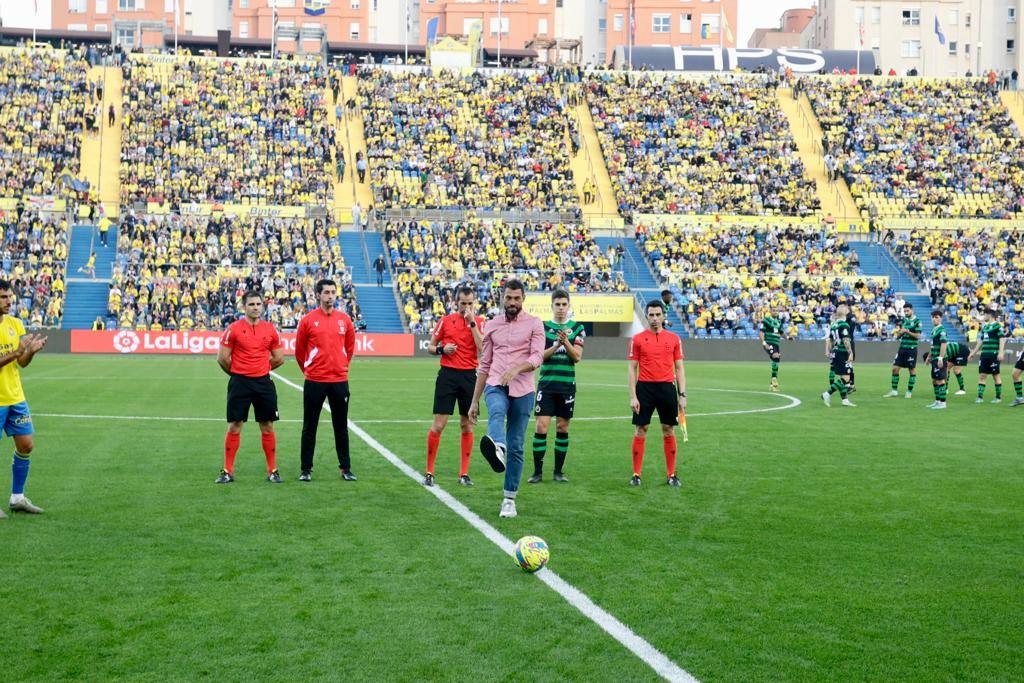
[469,280,545,519]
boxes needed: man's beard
[504,305,520,318]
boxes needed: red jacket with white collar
[294,307,356,382]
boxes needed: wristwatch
[469,321,476,328]
[679,391,687,397]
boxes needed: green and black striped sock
[1015,381,1023,399]
[891,373,900,391]
[771,361,779,379]
[955,373,965,391]
[531,433,547,475]
[977,383,986,399]
[907,375,916,394]
[553,432,569,474]
[995,384,1002,399]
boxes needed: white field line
[269,370,698,683]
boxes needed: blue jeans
[483,385,534,498]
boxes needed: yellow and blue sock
[12,451,30,495]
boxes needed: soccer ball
[513,535,550,573]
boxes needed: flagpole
[174,0,179,55]
[719,5,723,49]
[627,0,633,70]
[32,0,37,45]
[497,0,502,66]
[404,0,409,64]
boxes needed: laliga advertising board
[70,330,414,356]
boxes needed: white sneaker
[905,392,913,399]
[954,389,967,396]
[929,402,947,409]
[499,498,517,518]
[991,398,1002,404]
[841,399,856,407]
[821,391,831,407]
[9,496,43,514]
[1011,397,1024,407]
[883,390,898,398]
[975,398,985,404]
[925,401,937,408]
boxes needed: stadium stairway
[339,76,374,218]
[999,91,1024,137]
[572,102,621,225]
[595,237,685,334]
[78,66,105,203]
[99,66,123,214]
[326,82,356,222]
[847,241,964,342]
[337,231,404,333]
[776,88,859,221]
[63,224,117,329]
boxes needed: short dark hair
[315,278,337,294]
[242,290,263,304]
[931,309,943,317]
[646,300,665,313]
[456,285,475,299]
[504,279,525,293]
[551,288,570,302]
[903,302,914,309]
[660,289,672,297]
[0,279,11,292]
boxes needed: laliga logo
[113,330,141,354]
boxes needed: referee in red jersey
[423,285,484,487]
[216,290,286,484]
[295,278,357,482]
[627,300,686,487]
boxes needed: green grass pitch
[1,354,1021,681]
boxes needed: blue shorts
[0,401,34,437]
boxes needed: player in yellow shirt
[0,281,48,518]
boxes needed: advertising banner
[70,330,414,357]
[522,294,633,322]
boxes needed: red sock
[459,431,473,476]
[631,435,646,476]
[261,432,277,473]
[663,434,677,477]
[224,431,240,473]
[426,429,441,474]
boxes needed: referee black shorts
[432,366,476,416]
[632,381,678,427]
[227,374,279,423]
[893,347,917,369]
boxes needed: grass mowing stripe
[270,370,699,683]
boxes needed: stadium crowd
[383,218,627,332]
[638,223,902,339]
[357,69,578,212]
[586,74,818,217]
[0,211,69,328]
[894,229,1024,338]
[0,48,89,199]
[804,77,1024,219]
[107,213,360,331]
[120,58,333,206]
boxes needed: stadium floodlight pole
[627,0,633,70]
[271,0,277,61]
[497,0,502,66]
[404,0,409,65]
[173,0,179,56]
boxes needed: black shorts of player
[978,354,1001,375]
[763,343,781,361]
[952,349,969,368]
[535,388,576,419]
[1015,350,1024,371]
[830,354,852,377]
[893,347,917,369]
[632,381,679,427]
[227,374,279,423]
[432,366,477,416]
[930,358,948,381]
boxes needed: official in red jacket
[294,278,357,482]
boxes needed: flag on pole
[858,21,865,47]
[700,23,709,40]
[934,16,946,45]
[720,8,734,44]
[426,17,439,44]
[628,0,636,41]
[679,409,688,442]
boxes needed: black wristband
[436,346,444,356]
[469,321,476,328]
[679,392,686,397]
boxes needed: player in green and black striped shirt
[885,303,921,399]
[528,290,585,483]
[924,339,970,395]
[969,305,1006,403]
[759,312,785,392]
[925,310,949,409]
[822,304,856,407]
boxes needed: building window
[871,6,880,24]
[652,14,670,33]
[613,14,623,32]
[539,0,547,4]
[946,40,957,55]
[68,0,87,13]
[949,9,958,25]
[118,0,141,10]
[239,0,248,7]
[97,0,108,12]
[95,24,108,31]
[538,18,548,35]
[1010,7,1018,23]
[598,18,606,32]
[239,21,249,38]
[1008,39,1016,54]
[700,14,719,35]
[901,9,920,26]
[871,37,880,49]
[965,43,971,55]
[463,18,481,34]
[276,0,296,6]
[854,7,864,24]
[489,16,510,36]
[350,22,360,40]
[900,39,921,58]
[351,0,359,8]
[680,13,692,33]
[965,13,971,28]
[115,26,136,46]
[68,23,88,31]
